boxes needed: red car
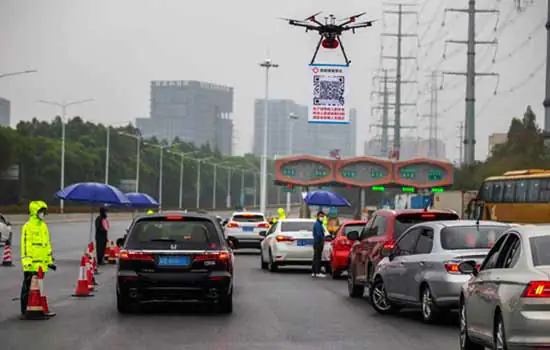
[330,220,368,279]
[347,209,460,298]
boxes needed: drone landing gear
[309,36,351,66]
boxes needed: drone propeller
[305,12,322,21]
[339,12,367,23]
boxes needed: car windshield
[126,217,222,250]
[530,236,550,266]
[281,221,314,232]
[440,226,507,250]
[232,214,265,223]
[394,212,460,238]
[343,224,365,237]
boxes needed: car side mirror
[347,231,360,241]
[259,230,267,237]
[116,237,125,247]
[222,219,228,226]
[458,260,478,276]
[381,246,393,258]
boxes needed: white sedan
[0,214,12,246]
[260,218,332,272]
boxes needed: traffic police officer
[20,201,56,317]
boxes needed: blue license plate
[243,227,254,232]
[297,239,313,246]
[158,256,190,266]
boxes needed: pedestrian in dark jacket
[95,207,110,265]
[312,211,326,277]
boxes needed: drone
[281,12,375,65]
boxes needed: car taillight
[194,251,231,262]
[382,240,395,250]
[226,222,239,228]
[420,214,435,218]
[444,261,461,274]
[275,235,295,242]
[522,281,550,298]
[118,250,154,262]
[257,223,270,229]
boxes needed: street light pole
[259,58,279,214]
[38,98,94,213]
[226,167,232,208]
[241,170,245,208]
[212,163,217,209]
[179,155,184,209]
[159,145,164,210]
[287,113,299,213]
[105,127,110,184]
[119,131,142,192]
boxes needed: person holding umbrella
[312,210,326,278]
[94,207,110,265]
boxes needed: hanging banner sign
[308,63,349,124]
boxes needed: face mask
[38,212,45,220]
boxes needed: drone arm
[289,21,320,31]
[342,21,375,31]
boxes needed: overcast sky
[0,0,545,162]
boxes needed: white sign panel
[309,64,349,124]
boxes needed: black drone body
[282,12,375,65]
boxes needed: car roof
[231,212,264,217]
[342,220,368,225]
[280,218,314,222]
[512,224,550,238]
[433,220,511,228]
[133,210,217,221]
[372,208,459,216]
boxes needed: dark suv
[347,209,459,298]
[116,211,234,314]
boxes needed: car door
[466,233,508,337]
[385,227,422,301]
[354,216,379,283]
[403,226,434,303]
[261,222,279,260]
[366,215,389,266]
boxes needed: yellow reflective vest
[21,201,53,273]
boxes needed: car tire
[218,289,233,314]
[116,291,135,314]
[268,250,278,272]
[493,312,508,350]
[420,285,441,323]
[459,300,483,350]
[331,267,341,279]
[370,278,396,314]
[261,250,268,270]
[347,264,364,298]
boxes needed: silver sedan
[370,220,510,323]
[459,225,550,350]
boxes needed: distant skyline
[0,0,545,162]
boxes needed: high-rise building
[363,136,447,160]
[252,99,356,158]
[0,98,10,127]
[488,133,507,155]
[136,80,234,156]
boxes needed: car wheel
[347,264,364,298]
[459,300,483,350]
[116,291,135,314]
[370,278,395,314]
[331,267,341,279]
[494,312,507,350]
[218,289,233,314]
[421,285,441,323]
[260,251,268,270]
[268,250,278,272]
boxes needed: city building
[136,80,234,156]
[0,98,10,127]
[488,133,507,154]
[252,99,356,158]
[363,136,447,160]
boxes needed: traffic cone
[108,241,117,264]
[37,266,55,317]
[23,274,48,320]
[104,241,112,263]
[2,240,14,267]
[73,255,94,297]
[85,255,95,292]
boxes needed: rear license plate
[243,227,254,232]
[297,239,313,246]
[158,256,190,266]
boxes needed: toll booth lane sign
[335,157,393,187]
[393,158,454,189]
[275,156,334,186]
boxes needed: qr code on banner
[313,75,345,106]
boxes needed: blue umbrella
[56,182,130,205]
[304,190,351,207]
[125,192,159,208]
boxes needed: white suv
[224,212,270,249]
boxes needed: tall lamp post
[119,131,142,192]
[38,98,94,213]
[167,150,197,209]
[287,113,299,213]
[259,58,279,214]
[195,157,213,209]
[144,142,167,210]
[105,121,134,185]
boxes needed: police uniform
[20,201,55,316]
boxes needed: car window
[393,212,459,239]
[126,217,222,250]
[440,226,507,250]
[281,222,314,232]
[496,234,521,269]
[480,234,508,271]
[530,235,550,266]
[342,224,365,237]
[415,228,434,254]
[394,228,422,256]
[360,216,376,239]
[266,222,278,235]
[232,214,265,223]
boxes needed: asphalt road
[0,220,461,350]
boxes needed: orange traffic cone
[23,274,48,320]
[73,255,94,297]
[37,267,55,317]
[85,255,95,292]
[2,240,13,267]
[107,241,117,264]
[104,241,112,263]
